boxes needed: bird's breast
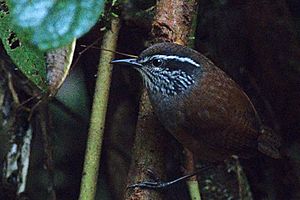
[149,92,186,133]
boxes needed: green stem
[187,180,202,200]
[78,17,120,200]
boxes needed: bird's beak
[110,58,142,68]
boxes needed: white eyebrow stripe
[151,55,200,67]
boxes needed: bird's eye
[152,58,164,67]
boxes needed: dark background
[1,0,300,199]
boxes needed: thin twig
[79,45,138,58]
[71,37,104,73]
[38,103,56,200]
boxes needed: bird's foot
[127,169,198,190]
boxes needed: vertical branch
[79,17,120,200]
[124,91,167,200]
[152,0,197,45]
[125,0,198,200]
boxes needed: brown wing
[183,67,262,158]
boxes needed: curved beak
[110,58,142,68]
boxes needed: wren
[112,42,281,161]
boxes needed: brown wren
[112,42,281,161]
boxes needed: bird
[111,42,281,162]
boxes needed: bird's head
[112,43,203,97]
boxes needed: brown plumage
[112,42,281,161]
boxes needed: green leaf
[7,0,105,50]
[0,1,47,91]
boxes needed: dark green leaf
[0,1,47,91]
[8,0,105,50]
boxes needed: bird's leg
[128,169,199,189]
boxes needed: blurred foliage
[0,0,47,91]
[7,0,105,50]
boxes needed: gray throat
[137,67,196,97]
